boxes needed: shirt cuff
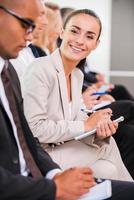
[46,169,62,179]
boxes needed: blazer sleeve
[0,166,56,200]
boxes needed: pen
[81,108,96,114]
[92,92,107,96]
[81,108,113,116]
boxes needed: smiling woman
[60,10,101,70]
[23,9,132,181]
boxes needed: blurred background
[46,0,134,95]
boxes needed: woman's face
[60,13,100,64]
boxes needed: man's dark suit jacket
[29,44,47,58]
[0,63,59,200]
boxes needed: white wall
[46,0,112,78]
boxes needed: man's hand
[54,167,96,200]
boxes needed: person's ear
[93,39,100,50]
[59,28,64,39]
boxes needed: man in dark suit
[1,1,134,200]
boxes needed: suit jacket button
[12,158,19,164]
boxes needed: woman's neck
[60,51,79,77]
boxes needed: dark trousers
[109,179,134,200]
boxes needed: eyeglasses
[0,5,36,34]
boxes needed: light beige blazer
[22,49,132,181]
[23,48,91,143]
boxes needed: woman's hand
[99,94,115,102]
[84,108,113,132]
[96,118,118,139]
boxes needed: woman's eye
[70,29,78,34]
[87,35,94,39]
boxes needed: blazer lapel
[0,98,3,108]
[57,70,70,120]
[71,68,83,119]
[51,49,69,120]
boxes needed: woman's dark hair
[76,58,86,69]
[63,9,102,41]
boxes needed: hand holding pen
[82,85,101,110]
[92,85,115,102]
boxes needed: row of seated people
[11,2,134,179]
[3,1,134,199]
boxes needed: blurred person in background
[31,2,63,56]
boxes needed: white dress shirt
[0,57,28,176]
[10,46,35,83]
[0,57,61,178]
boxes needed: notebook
[78,180,112,200]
